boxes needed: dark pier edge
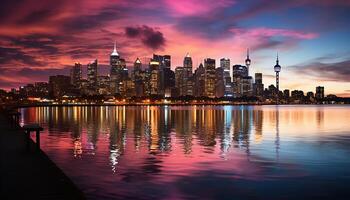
[0,110,86,200]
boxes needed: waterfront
[20,105,350,199]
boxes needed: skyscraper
[232,64,248,97]
[49,75,71,98]
[110,42,126,94]
[204,58,216,98]
[315,86,324,99]
[274,53,281,102]
[153,54,171,69]
[70,62,82,87]
[254,73,264,97]
[183,53,193,75]
[175,66,184,96]
[110,42,120,67]
[149,60,161,95]
[182,53,193,96]
[132,58,145,97]
[194,63,205,97]
[242,76,253,97]
[153,54,171,95]
[220,58,230,81]
[215,67,225,97]
[87,59,98,88]
[220,58,232,97]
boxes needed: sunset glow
[0,0,349,96]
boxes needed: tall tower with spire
[183,52,193,75]
[245,48,251,76]
[274,53,281,103]
[110,41,120,67]
[110,41,123,94]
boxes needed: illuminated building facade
[87,59,98,89]
[71,62,82,87]
[204,58,216,98]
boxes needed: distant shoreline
[2,102,349,109]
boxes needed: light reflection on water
[20,105,350,199]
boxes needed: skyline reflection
[19,105,350,200]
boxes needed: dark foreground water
[20,105,350,200]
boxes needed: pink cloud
[165,0,235,16]
[230,27,318,40]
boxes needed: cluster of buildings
[4,43,332,104]
[51,45,270,99]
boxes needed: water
[20,105,350,199]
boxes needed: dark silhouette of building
[49,75,71,98]
[87,59,98,88]
[70,62,82,87]
[232,65,248,97]
[204,58,216,98]
[220,58,232,97]
[194,63,205,97]
[254,73,264,97]
[316,86,324,100]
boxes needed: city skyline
[1,43,335,106]
[0,0,349,96]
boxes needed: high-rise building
[220,58,231,82]
[183,53,193,75]
[110,43,127,94]
[132,58,145,97]
[97,75,110,95]
[153,54,171,95]
[194,63,205,97]
[110,42,121,83]
[220,58,232,97]
[215,67,225,98]
[110,42,120,64]
[283,89,290,99]
[232,65,248,97]
[315,86,324,99]
[153,54,171,69]
[181,53,193,96]
[204,58,216,98]
[274,53,281,102]
[49,75,71,98]
[175,66,184,96]
[163,68,175,94]
[149,60,161,95]
[87,59,98,88]
[242,76,253,96]
[254,73,264,97]
[70,62,82,87]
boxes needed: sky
[0,0,349,96]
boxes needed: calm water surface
[20,105,350,199]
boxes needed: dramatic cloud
[0,47,43,66]
[0,0,349,93]
[125,26,166,50]
[291,60,350,82]
[174,15,235,39]
[165,0,235,16]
